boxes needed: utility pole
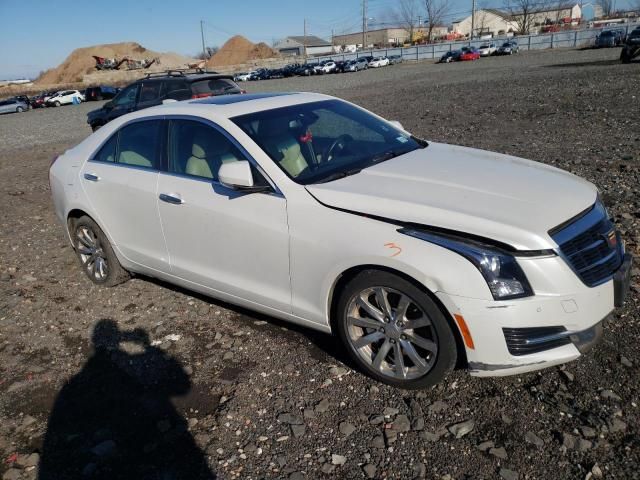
[470,0,476,41]
[200,20,206,59]
[303,18,308,61]
[361,0,367,49]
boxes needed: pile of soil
[206,35,279,67]
[36,42,195,85]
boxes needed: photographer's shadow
[39,319,216,480]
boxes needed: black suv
[87,71,243,131]
[621,27,640,63]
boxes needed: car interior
[171,122,241,180]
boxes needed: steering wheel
[323,134,354,162]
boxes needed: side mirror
[218,161,270,193]
[389,120,404,130]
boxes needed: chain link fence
[309,23,639,64]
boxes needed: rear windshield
[191,78,241,95]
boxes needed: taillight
[191,92,212,99]
[240,90,247,94]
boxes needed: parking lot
[0,47,639,479]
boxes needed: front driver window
[168,120,247,181]
[112,84,138,107]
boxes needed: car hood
[305,142,597,250]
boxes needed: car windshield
[232,99,427,185]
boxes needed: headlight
[399,228,534,300]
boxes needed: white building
[452,4,582,37]
[274,36,333,57]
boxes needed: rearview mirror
[389,120,404,130]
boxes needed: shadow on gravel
[545,59,622,68]
[38,319,216,480]
[143,275,358,371]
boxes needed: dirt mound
[36,42,195,85]
[206,35,279,67]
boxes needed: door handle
[159,193,184,205]
[84,173,100,182]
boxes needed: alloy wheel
[345,287,438,380]
[75,226,109,282]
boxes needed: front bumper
[436,252,632,377]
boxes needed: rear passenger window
[163,80,190,101]
[117,120,162,169]
[168,120,245,180]
[93,134,117,163]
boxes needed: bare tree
[392,0,422,44]
[503,0,552,34]
[596,0,614,17]
[194,46,219,60]
[424,0,450,42]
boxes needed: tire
[71,216,130,287]
[336,270,457,389]
[16,107,24,113]
[620,48,631,64]
[54,101,61,107]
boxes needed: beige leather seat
[118,133,154,167]
[258,120,308,177]
[185,130,240,179]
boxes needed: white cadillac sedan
[50,92,632,388]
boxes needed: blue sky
[0,0,633,79]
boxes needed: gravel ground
[0,47,639,480]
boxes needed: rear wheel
[336,270,457,389]
[71,216,129,286]
[16,107,24,113]
[620,47,631,63]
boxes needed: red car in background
[459,47,481,61]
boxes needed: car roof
[120,92,333,122]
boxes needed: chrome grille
[551,202,622,287]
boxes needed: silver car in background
[0,99,29,114]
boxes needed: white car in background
[315,61,337,74]
[369,56,390,67]
[49,92,632,388]
[235,72,254,82]
[478,43,497,56]
[46,90,85,107]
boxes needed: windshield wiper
[369,151,397,164]
[313,167,362,184]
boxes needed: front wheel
[71,216,130,286]
[54,101,61,107]
[16,107,24,113]
[336,270,457,389]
